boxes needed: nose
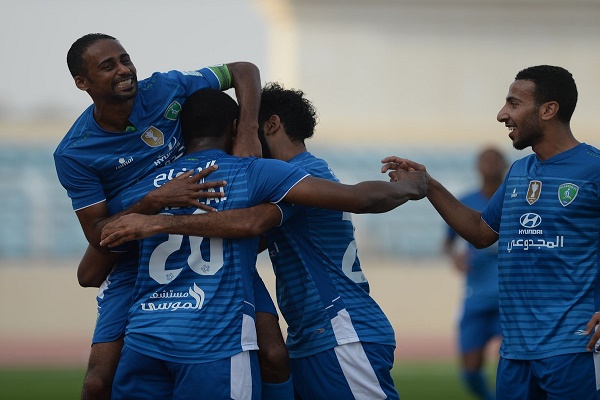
[115,62,131,75]
[497,106,508,123]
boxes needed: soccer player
[103,88,428,398]
[257,83,400,399]
[382,65,600,399]
[443,147,507,400]
[53,33,292,399]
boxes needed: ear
[74,75,89,92]
[539,101,559,121]
[263,114,281,136]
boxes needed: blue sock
[462,370,495,400]
[262,377,294,400]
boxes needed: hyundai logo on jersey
[520,213,542,228]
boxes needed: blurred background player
[443,147,507,400]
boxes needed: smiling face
[76,38,138,103]
[497,80,544,150]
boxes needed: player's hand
[232,125,262,158]
[381,156,426,174]
[585,312,600,351]
[390,168,429,200]
[100,213,155,247]
[146,166,226,212]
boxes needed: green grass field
[0,361,488,399]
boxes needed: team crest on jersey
[141,126,165,147]
[558,183,578,207]
[164,101,182,120]
[526,180,542,205]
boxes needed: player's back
[109,149,308,363]
[265,152,395,358]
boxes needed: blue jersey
[447,191,499,312]
[264,152,396,358]
[481,143,600,360]
[54,65,230,211]
[109,149,309,363]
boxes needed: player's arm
[443,234,469,273]
[382,156,498,248]
[77,245,123,287]
[76,167,225,249]
[226,62,262,158]
[280,169,429,214]
[101,171,429,247]
[100,203,282,248]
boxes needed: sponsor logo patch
[519,213,542,228]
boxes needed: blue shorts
[497,353,600,400]
[290,342,399,400]
[459,306,501,353]
[92,253,137,344]
[112,346,261,400]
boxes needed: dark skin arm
[226,62,262,158]
[80,203,281,285]
[381,156,498,249]
[76,167,224,249]
[75,167,224,287]
[78,245,124,288]
[100,169,428,247]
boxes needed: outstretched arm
[382,156,498,249]
[226,62,262,157]
[101,168,429,247]
[281,171,429,214]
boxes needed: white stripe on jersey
[331,308,359,345]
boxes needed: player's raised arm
[226,62,262,158]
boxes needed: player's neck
[93,101,134,132]
[273,141,307,162]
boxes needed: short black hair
[259,82,318,142]
[67,33,117,77]
[180,89,239,143]
[515,65,578,123]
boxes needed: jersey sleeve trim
[271,203,286,227]
[480,215,499,235]
[204,64,232,90]
[271,174,310,204]
[73,199,106,212]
